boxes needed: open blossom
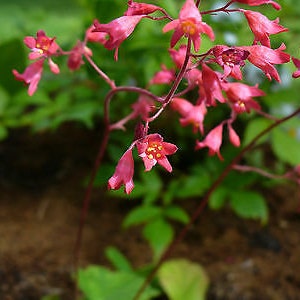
[222,82,264,113]
[195,124,224,160]
[137,134,178,172]
[93,16,144,60]
[24,30,60,60]
[212,45,249,80]
[241,43,290,82]
[292,57,300,78]
[241,10,288,48]
[13,59,44,96]
[125,0,163,16]
[232,0,281,10]
[108,149,135,194]
[162,0,214,52]
[171,97,207,134]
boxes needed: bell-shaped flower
[212,45,250,80]
[171,97,207,134]
[108,149,135,194]
[131,95,155,121]
[24,30,60,60]
[195,124,224,160]
[169,45,191,69]
[228,123,241,147]
[241,43,290,82]
[86,25,107,44]
[137,134,178,172]
[292,57,300,78]
[149,65,175,85]
[67,41,93,71]
[242,10,288,48]
[13,59,44,96]
[223,82,264,113]
[232,0,281,10]
[92,16,144,60]
[162,0,214,52]
[125,0,163,16]
[202,63,226,106]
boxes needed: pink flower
[86,25,107,44]
[212,45,249,80]
[195,124,224,160]
[131,95,155,121]
[292,57,300,78]
[171,97,207,134]
[137,134,178,172]
[241,43,290,82]
[241,10,288,48]
[108,149,135,194]
[24,30,60,60]
[232,0,281,10]
[202,64,226,106]
[162,0,214,52]
[222,82,264,113]
[12,59,44,96]
[125,0,163,16]
[67,41,93,71]
[169,45,191,69]
[228,123,241,147]
[149,65,175,85]
[92,16,144,60]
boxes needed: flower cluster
[13,0,300,194]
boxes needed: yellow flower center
[36,37,51,53]
[146,143,163,160]
[181,20,197,36]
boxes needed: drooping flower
[201,63,226,106]
[162,0,214,52]
[131,95,156,121]
[228,123,241,147]
[108,149,135,194]
[86,25,107,44]
[67,41,93,71]
[92,16,144,60]
[292,57,300,78]
[195,124,224,160]
[171,97,207,134]
[212,45,250,80]
[24,30,60,60]
[241,43,290,82]
[232,0,281,10]
[222,81,264,113]
[241,10,288,48]
[125,0,163,16]
[12,59,44,96]
[137,134,178,172]
[169,45,191,69]
[149,65,175,85]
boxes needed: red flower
[108,149,135,194]
[93,16,144,60]
[149,65,175,85]
[24,30,60,60]
[137,134,178,172]
[202,64,226,106]
[171,97,207,134]
[195,124,224,160]
[125,0,163,16]
[212,45,249,80]
[232,0,281,10]
[222,82,264,113]
[162,0,214,52]
[67,41,93,71]
[12,59,44,96]
[292,57,300,78]
[241,43,290,82]
[242,10,288,48]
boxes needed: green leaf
[123,205,162,228]
[163,205,189,224]
[142,218,174,260]
[209,187,228,210]
[271,126,300,165]
[243,118,273,146]
[78,265,160,300]
[105,247,132,272]
[230,191,268,224]
[158,259,209,300]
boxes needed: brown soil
[0,125,300,300]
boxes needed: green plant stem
[133,106,300,300]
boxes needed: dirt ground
[0,125,300,300]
